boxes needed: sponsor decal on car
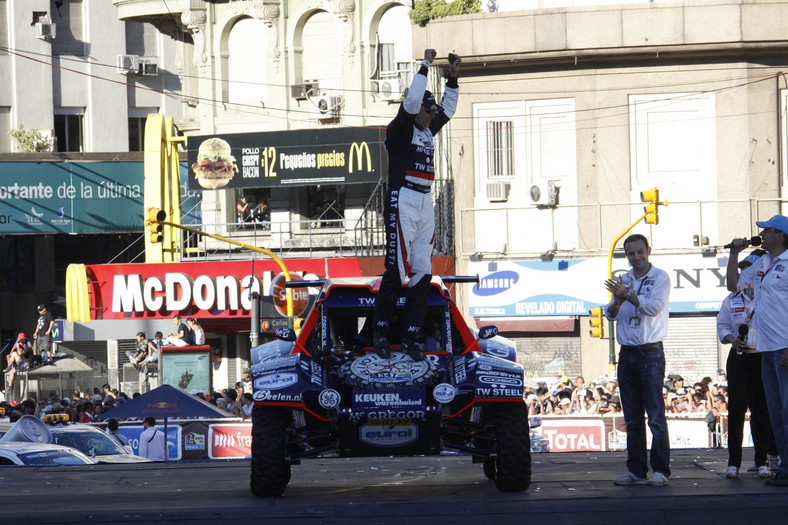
[348,409,426,421]
[318,389,341,409]
[253,390,303,402]
[432,383,457,404]
[478,375,523,387]
[359,424,418,447]
[352,390,424,411]
[254,372,298,390]
[475,387,523,398]
[258,354,299,372]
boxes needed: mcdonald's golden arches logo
[348,142,372,174]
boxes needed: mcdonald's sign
[348,142,372,174]
[186,127,385,189]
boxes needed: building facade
[414,0,788,381]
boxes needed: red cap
[17,332,26,340]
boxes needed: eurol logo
[473,271,519,296]
[254,372,298,391]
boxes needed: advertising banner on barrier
[208,423,253,459]
[109,413,742,461]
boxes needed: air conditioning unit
[529,180,560,207]
[117,54,140,74]
[291,80,318,100]
[35,22,56,39]
[374,78,404,102]
[139,60,159,76]
[310,94,342,119]
[486,181,511,202]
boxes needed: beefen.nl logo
[473,271,519,296]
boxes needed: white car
[49,424,152,464]
[0,442,95,466]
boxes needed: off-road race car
[249,276,531,497]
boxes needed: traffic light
[147,207,166,243]
[641,188,660,225]
[588,307,605,338]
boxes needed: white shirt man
[138,417,166,461]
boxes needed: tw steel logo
[348,142,372,174]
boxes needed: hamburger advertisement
[191,137,238,189]
[185,128,386,190]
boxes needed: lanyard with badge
[629,275,648,328]
[753,256,782,315]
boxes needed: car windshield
[52,430,127,456]
[18,450,90,466]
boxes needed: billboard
[185,127,385,190]
[0,161,201,234]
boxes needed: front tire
[250,405,292,497]
[491,402,531,492]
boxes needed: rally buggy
[249,276,531,497]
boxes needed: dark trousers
[618,345,671,478]
[726,349,773,468]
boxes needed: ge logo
[318,389,341,409]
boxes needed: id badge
[629,316,641,327]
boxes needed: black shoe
[401,338,426,362]
[373,335,390,359]
[765,472,788,486]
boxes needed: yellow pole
[155,221,294,317]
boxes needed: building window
[0,107,9,152]
[128,118,144,151]
[486,120,514,179]
[125,21,158,57]
[0,0,8,55]
[52,0,84,56]
[54,113,84,152]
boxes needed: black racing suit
[372,63,459,342]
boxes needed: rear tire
[491,402,531,492]
[250,405,292,497]
[482,457,496,480]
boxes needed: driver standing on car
[372,49,461,362]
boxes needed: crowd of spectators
[524,371,730,423]
[525,375,622,417]
[1,370,256,424]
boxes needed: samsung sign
[473,271,519,296]
[469,255,733,316]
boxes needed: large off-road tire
[483,457,497,480]
[490,401,531,492]
[250,405,292,498]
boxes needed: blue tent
[101,384,229,461]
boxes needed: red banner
[79,256,454,321]
[208,423,252,459]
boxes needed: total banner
[469,253,732,316]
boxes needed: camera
[448,53,459,65]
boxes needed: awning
[474,317,576,333]
[27,357,94,375]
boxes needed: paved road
[2,448,787,524]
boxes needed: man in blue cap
[727,215,788,486]
[372,49,461,361]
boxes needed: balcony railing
[460,197,787,259]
